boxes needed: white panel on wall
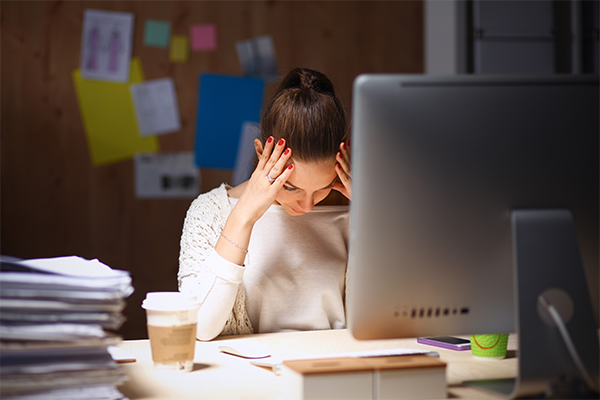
[425,0,468,74]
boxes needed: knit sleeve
[178,184,254,339]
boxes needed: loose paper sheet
[232,122,260,186]
[236,35,279,81]
[194,73,264,169]
[134,152,199,199]
[80,9,134,83]
[130,77,181,137]
[15,256,128,278]
[73,58,159,166]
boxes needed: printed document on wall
[236,35,278,81]
[130,77,182,137]
[232,122,260,186]
[80,9,134,83]
[134,152,199,199]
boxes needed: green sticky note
[144,20,171,48]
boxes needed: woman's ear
[254,139,264,158]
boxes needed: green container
[470,333,509,359]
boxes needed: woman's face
[275,158,338,216]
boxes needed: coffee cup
[470,333,509,359]
[142,292,200,372]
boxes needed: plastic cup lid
[142,292,200,311]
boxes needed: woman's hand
[217,137,294,266]
[334,141,352,200]
[234,137,294,224]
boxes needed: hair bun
[300,73,317,90]
[284,68,335,95]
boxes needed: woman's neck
[226,181,247,199]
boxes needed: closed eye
[283,180,336,192]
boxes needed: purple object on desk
[417,336,471,351]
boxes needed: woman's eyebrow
[285,177,337,191]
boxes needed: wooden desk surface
[117,329,517,400]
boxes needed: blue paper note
[194,73,265,169]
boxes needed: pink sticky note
[190,24,217,51]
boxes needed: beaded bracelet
[220,232,249,255]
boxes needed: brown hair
[259,68,348,163]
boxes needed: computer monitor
[347,74,599,398]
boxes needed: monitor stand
[465,209,599,399]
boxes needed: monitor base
[465,209,599,399]
[465,375,599,399]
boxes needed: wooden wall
[1,0,423,339]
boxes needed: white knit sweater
[178,183,350,339]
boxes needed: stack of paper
[0,256,134,400]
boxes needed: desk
[117,329,517,400]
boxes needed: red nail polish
[288,164,294,170]
[267,136,273,144]
[284,148,290,155]
[342,142,346,150]
[278,138,285,146]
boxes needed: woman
[178,68,352,340]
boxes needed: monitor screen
[347,74,599,341]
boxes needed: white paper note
[135,152,199,199]
[80,9,134,83]
[236,35,278,81]
[130,77,182,137]
[232,122,260,186]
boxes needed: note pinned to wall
[190,24,217,51]
[232,122,260,186]
[80,9,135,83]
[73,58,159,166]
[170,35,190,63]
[130,77,181,137]
[134,152,199,199]
[236,35,279,81]
[194,73,265,169]
[144,19,171,48]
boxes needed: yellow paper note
[72,58,159,166]
[170,35,190,63]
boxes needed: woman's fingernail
[278,138,285,146]
[342,142,346,150]
[288,164,294,170]
[284,148,290,155]
[267,136,273,144]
